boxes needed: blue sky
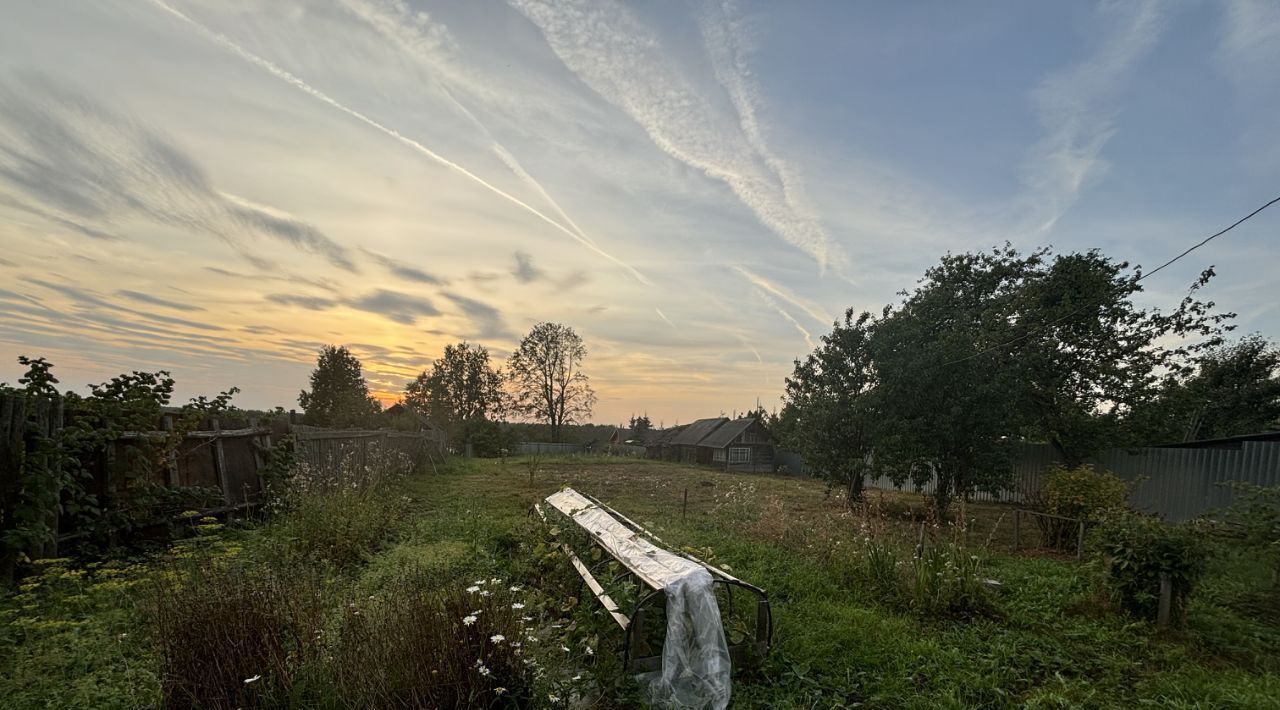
[1,0,1277,424]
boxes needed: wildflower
[490,634,506,644]
[511,602,526,609]
[478,664,491,677]
[509,585,522,592]
[561,645,570,652]
[463,615,477,626]
[495,687,507,696]
[244,675,262,684]
[522,615,533,622]
[584,645,594,656]
[572,674,582,681]
[480,590,491,597]
[466,585,481,593]
[490,577,501,584]
[474,580,485,586]
[549,694,560,703]
[470,609,483,616]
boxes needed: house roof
[698,417,767,449]
[645,425,687,446]
[668,417,729,446]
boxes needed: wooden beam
[564,543,630,630]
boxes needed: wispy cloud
[1017,0,1166,234]
[266,288,442,326]
[116,290,205,312]
[148,0,648,285]
[0,76,354,270]
[360,247,445,285]
[511,250,544,283]
[443,292,513,339]
[512,0,839,270]
[655,307,676,328]
[1220,0,1280,71]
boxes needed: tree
[783,309,879,503]
[872,247,1032,511]
[1129,334,1280,442]
[629,414,653,436]
[1007,251,1232,464]
[507,322,596,442]
[297,345,380,427]
[404,342,506,448]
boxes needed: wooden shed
[698,417,776,473]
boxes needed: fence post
[1076,519,1086,560]
[1157,573,1173,629]
[1013,509,1021,551]
[211,418,231,505]
[682,487,688,522]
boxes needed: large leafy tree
[1008,251,1232,464]
[1129,334,1280,442]
[783,309,879,502]
[507,322,596,442]
[404,342,506,446]
[297,345,381,427]
[872,247,1031,510]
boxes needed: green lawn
[3,457,1278,708]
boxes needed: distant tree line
[775,244,1280,510]
[297,321,596,452]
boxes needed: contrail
[654,307,676,328]
[751,287,814,350]
[147,0,649,285]
[438,85,599,248]
[732,264,830,325]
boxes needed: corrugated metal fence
[864,441,1280,521]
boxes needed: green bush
[1091,513,1209,625]
[1034,465,1129,550]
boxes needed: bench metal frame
[536,491,772,674]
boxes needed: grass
[2,456,1277,708]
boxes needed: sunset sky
[2,0,1278,426]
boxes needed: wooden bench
[536,488,772,673]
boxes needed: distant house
[609,427,638,445]
[380,403,435,432]
[645,417,777,473]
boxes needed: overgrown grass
[2,456,1278,708]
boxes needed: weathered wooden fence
[865,441,1280,522]
[0,392,446,566]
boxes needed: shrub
[1213,483,1280,584]
[146,558,326,709]
[1033,465,1129,550]
[1091,513,1209,625]
[853,538,996,619]
[330,577,535,707]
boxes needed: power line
[932,193,1280,368]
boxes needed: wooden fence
[0,393,446,568]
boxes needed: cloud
[655,307,676,328]
[512,250,544,283]
[347,289,441,325]
[360,247,445,285]
[22,277,225,332]
[0,76,354,270]
[731,264,831,325]
[116,290,205,312]
[1017,0,1166,234]
[0,257,15,267]
[148,0,649,284]
[1220,0,1280,72]
[511,0,839,270]
[443,292,513,339]
[265,293,338,311]
[266,288,442,326]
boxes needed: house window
[712,448,726,463]
[729,447,751,464]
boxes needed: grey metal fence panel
[860,441,1280,522]
[517,442,584,455]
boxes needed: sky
[1,0,1278,427]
